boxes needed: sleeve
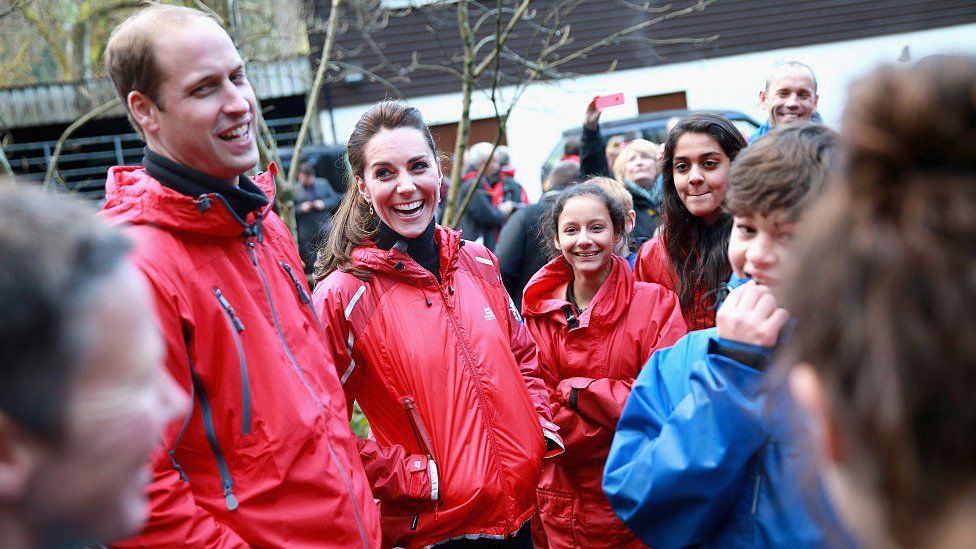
[113,260,249,548]
[551,285,689,435]
[602,334,769,549]
[310,278,435,504]
[495,208,528,299]
[633,236,674,289]
[489,251,564,456]
[320,178,343,214]
[580,125,612,178]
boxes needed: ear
[128,90,159,134]
[624,210,636,235]
[355,175,369,201]
[789,364,845,464]
[553,234,562,253]
[758,89,768,111]
[0,413,39,503]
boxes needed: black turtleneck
[375,219,441,282]
[143,148,268,222]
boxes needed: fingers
[716,281,789,347]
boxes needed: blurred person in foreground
[0,184,185,548]
[783,55,976,548]
[99,4,379,546]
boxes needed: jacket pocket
[213,288,251,434]
[536,488,577,548]
[403,396,441,529]
[189,365,239,511]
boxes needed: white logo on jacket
[483,307,496,321]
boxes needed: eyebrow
[185,63,245,91]
[674,150,723,160]
[369,154,428,169]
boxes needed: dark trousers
[435,521,532,549]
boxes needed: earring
[362,194,374,216]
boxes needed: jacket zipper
[280,261,329,335]
[213,288,251,434]
[168,341,198,483]
[403,396,440,528]
[189,367,239,511]
[243,235,371,548]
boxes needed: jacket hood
[100,164,279,237]
[350,225,463,284]
[522,254,633,328]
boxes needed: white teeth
[393,200,422,212]
[576,251,598,257]
[220,125,248,140]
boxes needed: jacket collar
[521,254,633,329]
[350,225,462,285]
[100,163,279,238]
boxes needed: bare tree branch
[44,97,121,192]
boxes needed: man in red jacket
[99,5,380,547]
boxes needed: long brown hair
[314,100,439,281]
[659,113,746,325]
[780,55,976,547]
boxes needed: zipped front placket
[213,288,251,434]
[189,366,239,511]
[242,233,371,548]
[436,282,517,533]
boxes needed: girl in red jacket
[634,114,747,330]
[521,183,688,548]
[311,100,562,549]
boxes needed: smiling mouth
[575,251,599,258]
[392,200,424,216]
[218,124,250,142]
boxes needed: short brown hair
[588,176,634,211]
[104,4,219,135]
[726,123,840,219]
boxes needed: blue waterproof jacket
[603,278,855,548]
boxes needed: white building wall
[323,22,976,200]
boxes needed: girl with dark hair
[312,100,562,549]
[634,113,747,330]
[520,182,686,548]
[783,55,976,549]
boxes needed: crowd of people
[1,4,974,549]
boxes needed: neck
[702,208,723,226]
[375,219,440,281]
[570,259,612,310]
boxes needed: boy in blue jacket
[603,123,856,548]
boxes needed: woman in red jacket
[311,100,562,549]
[521,182,687,548]
[634,114,747,330]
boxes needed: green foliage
[350,401,370,439]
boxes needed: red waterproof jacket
[521,255,687,548]
[100,165,380,548]
[311,226,563,549]
[634,235,724,331]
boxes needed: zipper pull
[281,263,311,303]
[223,485,239,511]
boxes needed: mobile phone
[594,93,625,111]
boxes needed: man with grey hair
[0,184,186,548]
[750,61,821,143]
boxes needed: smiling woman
[312,100,564,549]
[634,113,747,330]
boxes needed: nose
[222,81,252,116]
[577,229,594,247]
[746,233,776,268]
[688,164,705,183]
[785,92,800,109]
[395,175,417,194]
